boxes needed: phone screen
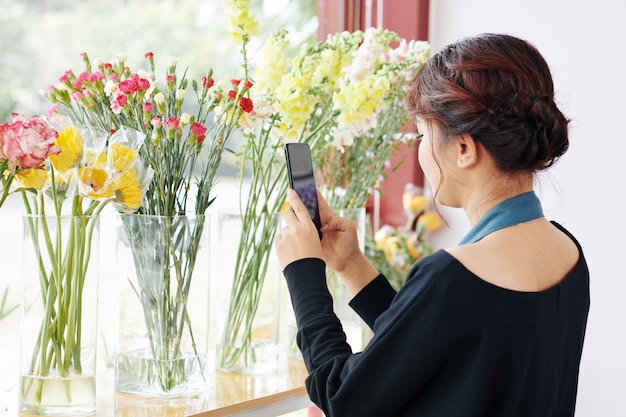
[284,143,322,239]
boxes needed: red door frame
[317,0,430,228]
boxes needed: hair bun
[521,95,569,170]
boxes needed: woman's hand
[316,190,363,274]
[317,190,380,295]
[275,188,379,295]
[274,189,324,270]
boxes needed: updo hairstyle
[405,33,570,173]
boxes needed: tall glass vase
[19,214,100,416]
[115,214,210,398]
[212,211,281,375]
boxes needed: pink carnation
[89,71,104,83]
[116,93,128,107]
[0,114,59,170]
[72,91,84,101]
[59,69,73,84]
[119,78,139,94]
[137,77,151,91]
[73,71,89,89]
[165,117,179,130]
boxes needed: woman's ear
[455,134,479,168]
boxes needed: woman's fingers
[286,189,311,224]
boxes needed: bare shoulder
[446,219,580,292]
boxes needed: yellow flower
[402,193,428,214]
[383,236,401,261]
[77,167,113,200]
[113,169,142,210]
[224,0,258,45]
[254,30,290,92]
[84,149,107,167]
[108,142,138,173]
[48,126,84,173]
[418,211,441,232]
[15,167,49,190]
[334,75,389,125]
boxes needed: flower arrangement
[216,1,365,370]
[43,51,250,217]
[43,51,251,392]
[366,183,441,290]
[1,113,147,410]
[216,0,431,370]
[315,28,431,209]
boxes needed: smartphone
[284,143,322,239]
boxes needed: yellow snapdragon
[254,30,290,93]
[334,75,390,125]
[224,0,258,45]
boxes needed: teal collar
[459,191,544,245]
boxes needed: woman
[274,33,589,417]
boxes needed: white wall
[427,1,626,415]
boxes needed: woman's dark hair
[405,33,570,173]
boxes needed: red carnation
[191,122,207,143]
[239,97,254,113]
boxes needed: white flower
[104,79,117,95]
[180,113,191,125]
[167,56,179,67]
[153,92,165,104]
[175,89,186,101]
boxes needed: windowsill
[4,359,312,417]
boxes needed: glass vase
[212,211,281,375]
[285,207,369,359]
[115,214,210,398]
[19,214,100,416]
